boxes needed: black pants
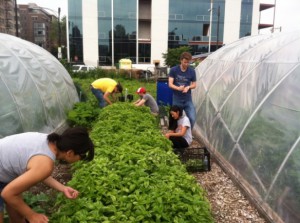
[169,136,189,154]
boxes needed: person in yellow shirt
[90,78,123,108]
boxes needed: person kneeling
[164,105,192,155]
[133,87,159,116]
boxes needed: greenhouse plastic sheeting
[0,33,79,138]
[193,30,300,223]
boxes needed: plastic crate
[180,147,211,172]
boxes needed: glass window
[240,0,253,37]
[98,0,112,66]
[113,0,137,64]
[138,43,151,63]
[68,0,84,63]
[168,0,225,54]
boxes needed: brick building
[18,3,55,52]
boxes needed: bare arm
[135,98,146,107]
[133,99,141,105]
[165,126,187,138]
[43,176,66,192]
[43,176,79,199]
[1,155,53,222]
[182,81,197,93]
[103,91,113,105]
[168,77,185,92]
[189,81,196,89]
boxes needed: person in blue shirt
[168,52,197,129]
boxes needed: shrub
[67,101,100,129]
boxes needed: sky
[260,0,300,33]
[16,0,300,33]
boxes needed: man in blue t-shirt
[168,52,197,129]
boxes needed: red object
[136,87,146,94]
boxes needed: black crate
[180,147,211,172]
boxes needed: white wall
[223,0,261,44]
[223,0,242,44]
[252,0,261,35]
[151,0,169,66]
[82,0,98,66]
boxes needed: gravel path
[193,162,267,223]
[189,140,267,223]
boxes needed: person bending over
[0,127,94,223]
[133,87,159,116]
[164,105,192,155]
[91,78,123,108]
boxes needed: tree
[162,46,192,67]
[50,16,67,59]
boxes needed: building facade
[0,1,63,57]
[67,0,273,67]
[18,3,55,52]
[0,0,19,35]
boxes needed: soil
[29,163,72,195]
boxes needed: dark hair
[116,82,123,93]
[180,52,192,61]
[47,127,94,161]
[168,105,183,131]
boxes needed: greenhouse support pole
[58,7,62,59]
[208,0,213,53]
[14,0,19,36]
[216,5,220,50]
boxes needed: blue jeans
[91,86,106,108]
[172,96,196,129]
[0,182,7,212]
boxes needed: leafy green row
[67,77,158,129]
[51,103,214,222]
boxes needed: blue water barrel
[156,78,173,106]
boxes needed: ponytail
[47,127,94,162]
[47,133,60,143]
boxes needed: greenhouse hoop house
[193,30,300,223]
[0,33,79,138]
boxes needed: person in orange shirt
[90,78,123,108]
